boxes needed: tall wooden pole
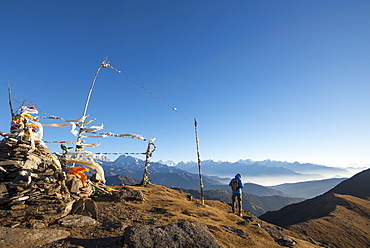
[75,58,106,151]
[75,57,120,151]
[194,118,205,204]
[8,82,15,117]
[141,141,152,186]
[141,140,156,186]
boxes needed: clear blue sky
[1,1,370,168]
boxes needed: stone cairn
[0,135,89,227]
[0,134,146,229]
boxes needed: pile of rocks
[0,135,153,247]
[0,136,78,227]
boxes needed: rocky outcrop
[58,214,98,227]
[123,221,222,248]
[0,227,70,248]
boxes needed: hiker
[229,173,244,217]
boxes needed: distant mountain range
[94,155,357,216]
[95,155,358,197]
[100,155,222,188]
[176,159,300,177]
[175,159,359,185]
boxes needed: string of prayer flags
[18,105,38,115]
[80,134,108,138]
[60,156,105,183]
[41,115,91,136]
[95,152,146,155]
[44,140,101,148]
[91,132,146,140]
[80,124,104,133]
[65,151,95,157]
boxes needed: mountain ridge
[259,168,370,248]
[174,158,357,185]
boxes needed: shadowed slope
[288,194,370,248]
[259,193,343,227]
[259,169,370,248]
[327,168,370,199]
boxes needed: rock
[0,227,70,248]
[71,198,98,219]
[222,225,249,238]
[123,221,222,248]
[237,215,255,226]
[12,170,32,184]
[261,225,296,247]
[113,189,145,202]
[65,174,83,193]
[102,220,124,230]
[30,222,46,229]
[58,214,99,227]
[0,183,9,205]
[23,154,41,170]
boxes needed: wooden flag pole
[194,118,205,205]
[8,82,15,117]
[75,59,105,152]
[141,141,152,186]
[76,57,121,151]
[141,140,156,186]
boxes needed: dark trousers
[231,193,242,214]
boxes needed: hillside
[172,188,304,216]
[260,169,370,248]
[38,185,320,248]
[327,168,370,199]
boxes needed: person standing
[229,173,244,217]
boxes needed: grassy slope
[41,185,320,248]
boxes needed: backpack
[231,178,239,191]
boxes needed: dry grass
[288,194,370,248]
[41,184,321,247]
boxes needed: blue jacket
[229,174,244,194]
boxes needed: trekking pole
[194,118,205,205]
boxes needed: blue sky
[1,1,370,168]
